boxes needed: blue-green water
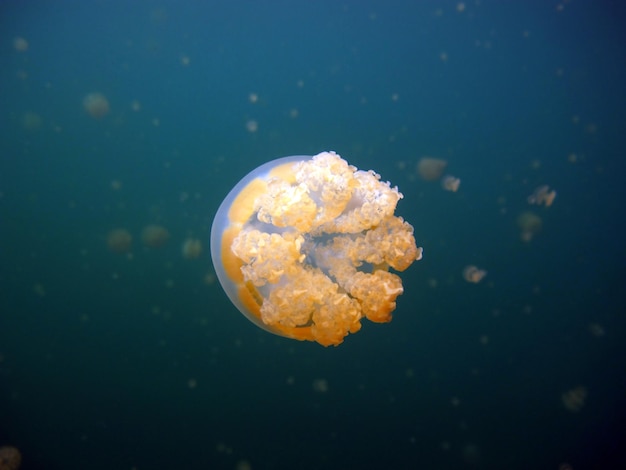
[1,1,625,469]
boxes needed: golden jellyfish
[312,378,329,393]
[441,175,461,192]
[13,37,29,52]
[0,446,21,470]
[82,92,110,119]
[141,224,170,248]
[246,119,259,133]
[21,111,42,131]
[463,265,487,283]
[106,228,133,253]
[528,185,557,207]
[561,386,587,412]
[516,211,542,242]
[182,237,203,259]
[211,151,422,347]
[417,157,447,181]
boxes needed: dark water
[1,1,625,469]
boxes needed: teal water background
[1,1,625,469]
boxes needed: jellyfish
[82,92,110,119]
[463,265,487,283]
[21,111,42,131]
[417,157,447,181]
[106,228,132,253]
[441,175,461,192]
[182,237,203,259]
[516,211,542,242]
[527,185,556,207]
[13,37,28,52]
[0,446,21,470]
[561,386,587,412]
[141,224,170,248]
[211,151,422,346]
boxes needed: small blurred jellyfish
[312,378,329,393]
[13,37,28,52]
[463,265,487,283]
[203,271,216,285]
[462,443,481,466]
[21,112,42,131]
[441,175,461,192]
[106,228,133,253]
[0,446,22,470]
[516,211,542,242]
[245,119,258,133]
[562,385,587,412]
[417,157,447,181]
[588,323,605,337]
[181,238,203,259]
[141,224,170,248]
[235,460,252,470]
[83,92,110,119]
[528,185,556,207]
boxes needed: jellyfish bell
[106,228,132,253]
[21,111,42,131]
[0,446,22,470]
[463,265,487,283]
[517,211,542,242]
[182,237,203,259]
[417,157,447,181]
[83,92,110,119]
[13,37,29,52]
[141,224,170,248]
[441,175,461,192]
[211,151,422,347]
[562,385,587,412]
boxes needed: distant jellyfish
[463,265,487,283]
[202,269,216,286]
[588,323,605,337]
[312,378,329,393]
[441,175,461,192]
[417,157,447,181]
[0,446,22,470]
[561,386,587,412]
[21,112,42,131]
[13,37,29,52]
[141,224,170,248]
[235,460,252,470]
[83,92,110,119]
[527,185,556,207]
[181,238,203,259]
[106,228,133,253]
[245,119,258,133]
[516,211,542,242]
[462,443,481,466]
